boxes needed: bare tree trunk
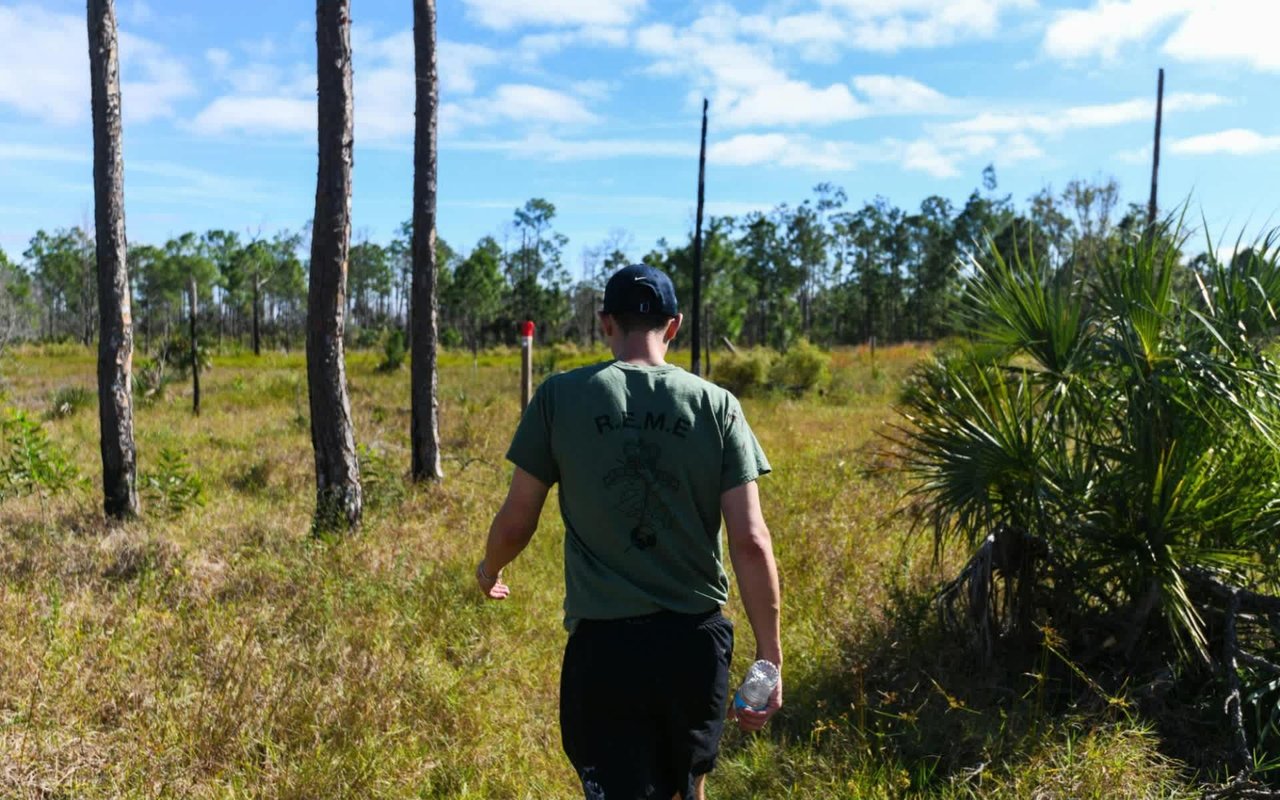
[188,276,200,416]
[1146,67,1165,233]
[252,275,262,356]
[691,98,707,376]
[87,0,139,520]
[307,0,361,532]
[410,0,443,481]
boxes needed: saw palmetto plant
[896,220,1280,775]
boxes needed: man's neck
[611,333,668,366]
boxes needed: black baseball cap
[601,264,678,317]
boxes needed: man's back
[477,263,781,800]
[506,360,770,629]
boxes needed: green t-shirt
[506,360,771,630]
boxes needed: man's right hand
[476,560,510,600]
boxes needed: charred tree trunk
[691,98,707,376]
[306,0,361,532]
[87,0,139,519]
[252,275,262,356]
[410,0,443,481]
[188,276,200,416]
[1147,68,1164,233]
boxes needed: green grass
[0,342,1206,798]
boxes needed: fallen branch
[1203,772,1280,800]
[1183,568,1280,616]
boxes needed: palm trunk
[307,0,362,532]
[410,0,443,481]
[87,0,139,519]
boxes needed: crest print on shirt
[603,439,680,551]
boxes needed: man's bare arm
[722,480,782,730]
[477,467,550,600]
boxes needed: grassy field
[0,342,1204,798]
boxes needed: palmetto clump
[896,220,1280,776]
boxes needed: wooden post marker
[520,320,535,412]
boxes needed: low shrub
[227,456,273,494]
[768,339,830,396]
[352,326,383,349]
[153,333,211,378]
[0,408,79,502]
[713,349,775,397]
[47,385,94,419]
[440,327,463,348]
[379,329,407,372]
[536,342,581,375]
[358,443,406,513]
[139,447,205,517]
[133,357,173,405]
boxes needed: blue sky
[1,0,1278,272]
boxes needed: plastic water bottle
[733,659,779,711]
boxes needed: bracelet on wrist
[477,560,497,582]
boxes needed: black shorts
[560,609,734,800]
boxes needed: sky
[1,0,1278,272]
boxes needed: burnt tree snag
[87,0,139,519]
[307,0,362,532]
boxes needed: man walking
[477,264,782,800]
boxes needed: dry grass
[0,342,1202,798]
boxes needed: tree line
[2,168,1173,357]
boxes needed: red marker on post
[520,320,535,412]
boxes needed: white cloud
[124,0,154,26]
[119,33,197,122]
[0,5,85,124]
[1170,129,1280,157]
[884,131,1042,179]
[708,134,856,171]
[739,12,848,62]
[1044,0,1280,71]
[944,92,1227,137]
[445,84,599,134]
[462,0,646,31]
[451,134,693,161]
[1114,144,1151,165]
[901,90,1224,179]
[205,48,232,71]
[0,5,193,126]
[193,24,595,143]
[852,75,951,115]
[0,143,89,164]
[439,41,501,95]
[129,159,275,205]
[1162,2,1280,72]
[637,18,863,128]
[1042,0,1190,61]
[637,10,959,129]
[517,26,629,62]
[898,139,960,178]
[571,80,615,101]
[821,0,1034,53]
[191,96,314,137]
[358,64,415,142]
[719,81,868,127]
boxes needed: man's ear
[598,311,615,338]
[664,313,683,343]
